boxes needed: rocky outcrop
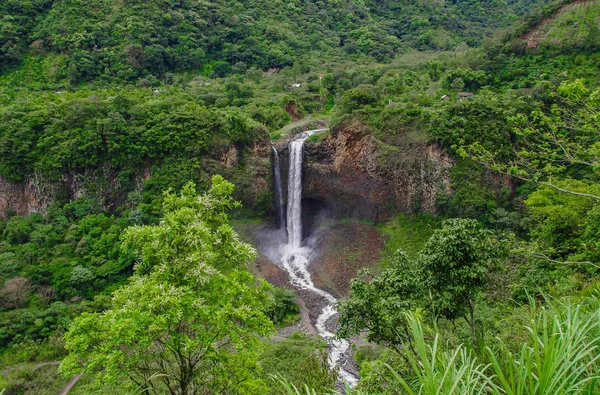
[300,118,453,223]
[0,142,272,217]
[0,166,151,216]
[0,173,53,216]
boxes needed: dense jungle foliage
[3,0,600,393]
[1,0,548,81]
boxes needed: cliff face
[0,166,151,216]
[1,117,450,223]
[301,118,453,223]
[0,142,272,217]
[0,174,52,216]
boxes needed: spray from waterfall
[272,146,285,229]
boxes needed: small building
[290,83,302,88]
[441,95,450,101]
[458,92,474,100]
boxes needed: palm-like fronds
[385,314,496,395]
[271,374,369,395]
[271,375,332,395]
[272,299,600,395]
[486,302,600,395]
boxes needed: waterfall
[272,146,285,229]
[279,129,357,386]
[285,128,327,247]
[286,138,305,248]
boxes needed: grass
[378,213,440,263]
[261,333,336,395]
[0,363,71,395]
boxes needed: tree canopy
[338,219,501,349]
[59,177,275,394]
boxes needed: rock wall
[1,117,450,223]
[0,166,150,216]
[300,118,453,223]
[0,173,52,216]
[0,142,272,217]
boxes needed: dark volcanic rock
[303,118,453,223]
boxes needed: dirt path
[1,361,82,395]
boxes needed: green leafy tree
[420,218,498,346]
[516,180,600,276]
[462,80,600,200]
[338,87,378,114]
[60,177,274,394]
[337,250,423,349]
[339,220,500,349]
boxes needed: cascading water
[277,129,358,386]
[272,146,285,229]
[286,137,305,248]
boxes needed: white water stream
[276,129,358,386]
[272,146,285,228]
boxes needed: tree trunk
[469,300,477,349]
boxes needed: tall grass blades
[486,301,600,395]
[386,314,496,395]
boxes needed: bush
[266,287,300,327]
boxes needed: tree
[420,219,498,346]
[60,177,274,394]
[462,80,600,200]
[0,277,32,309]
[337,250,423,350]
[338,87,378,114]
[69,265,95,294]
[338,221,501,349]
[522,180,600,270]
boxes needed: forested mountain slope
[2,0,548,82]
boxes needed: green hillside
[1,0,549,84]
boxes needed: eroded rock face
[0,166,151,216]
[302,118,453,223]
[0,174,52,216]
[0,141,272,217]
